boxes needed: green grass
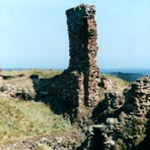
[0,95,71,144]
[100,74,131,93]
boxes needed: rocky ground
[0,132,81,150]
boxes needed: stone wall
[66,4,100,107]
[47,4,100,115]
[125,76,150,116]
[105,92,124,110]
[81,76,150,150]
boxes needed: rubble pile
[0,136,78,150]
[0,83,35,100]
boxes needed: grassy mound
[100,74,130,93]
[0,95,71,144]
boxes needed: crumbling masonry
[48,4,100,113]
[66,4,100,107]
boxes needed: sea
[100,68,150,76]
[100,68,150,82]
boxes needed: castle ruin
[66,4,100,107]
[47,4,100,115]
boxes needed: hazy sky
[0,0,150,69]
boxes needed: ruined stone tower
[47,4,100,116]
[66,4,100,107]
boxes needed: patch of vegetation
[0,95,71,144]
[100,74,131,93]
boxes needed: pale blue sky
[0,0,150,69]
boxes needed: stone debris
[0,136,77,150]
[0,83,35,100]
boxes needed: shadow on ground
[30,73,78,121]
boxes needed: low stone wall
[105,92,124,110]
[125,76,150,116]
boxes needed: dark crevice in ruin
[91,128,105,150]
[77,128,105,150]
[91,99,108,123]
[134,118,150,150]
[81,18,91,107]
